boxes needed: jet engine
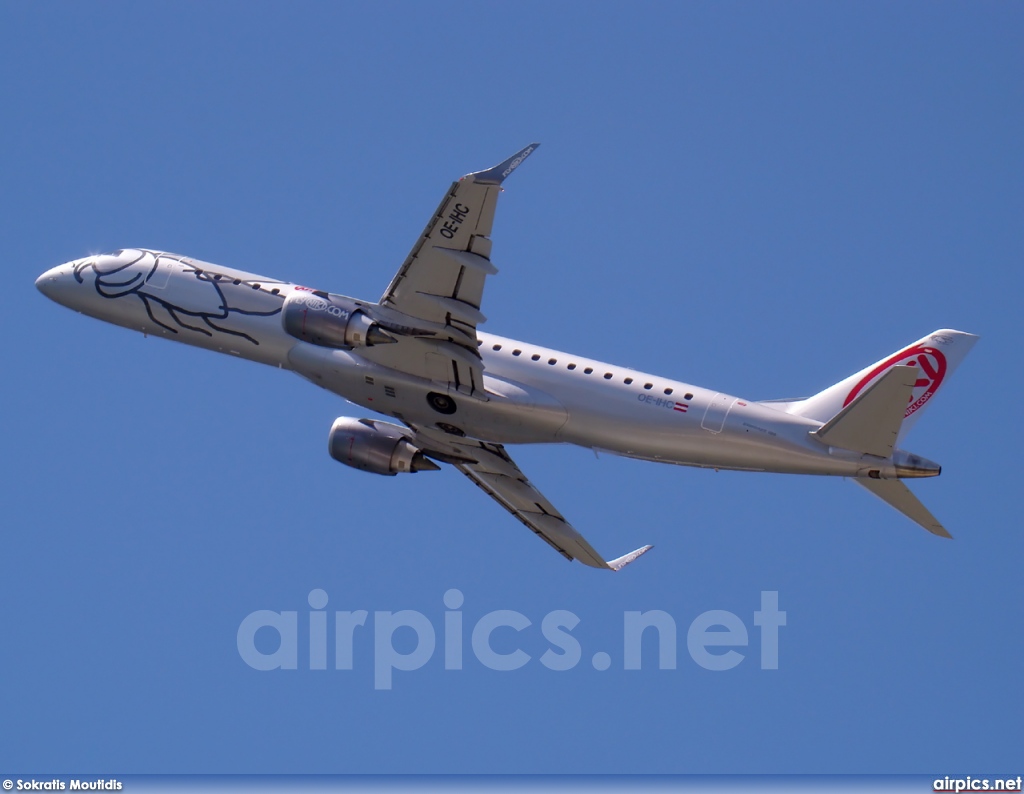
[282,290,396,349]
[328,417,440,476]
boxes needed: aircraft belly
[286,344,567,444]
[558,394,862,476]
[478,345,867,475]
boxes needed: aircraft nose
[35,263,76,305]
[36,265,61,294]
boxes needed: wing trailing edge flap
[812,365,919,457]
[413,291,487,327]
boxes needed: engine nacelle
[328,417,440,476]
[283,290,395,349]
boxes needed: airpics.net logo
[236,589,786,690]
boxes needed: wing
[363,145,540,398]
[410,426,652,571]
[380,142,538,326]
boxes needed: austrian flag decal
[844,344,948,418]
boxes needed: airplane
[35,143,978,571]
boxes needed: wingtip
[607,544,654,571]
[468,143,541,185]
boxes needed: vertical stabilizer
[790,329,978,441]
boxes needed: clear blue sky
[1,1,1021,776]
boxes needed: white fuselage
[36,251,903,480]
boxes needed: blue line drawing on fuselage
[73,248,285,345]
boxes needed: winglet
[606,544,654,571]
[468,143,540,185]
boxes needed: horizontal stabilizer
[857,478,951,538]
[813,365,918,457]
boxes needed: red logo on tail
[844,344,947,418]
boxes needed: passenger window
[664,388,673,395]
[643,383,653,390]
[513,349,522,356]
[684,393,694,400]
[603,373,613,379]
[584,367,594,374]
[548,358,557,365]
[531,354,541,361]
[493,344,502,351]
[567,363,577,370]
[624,377,633,385]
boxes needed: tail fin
[788,329,979,441]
